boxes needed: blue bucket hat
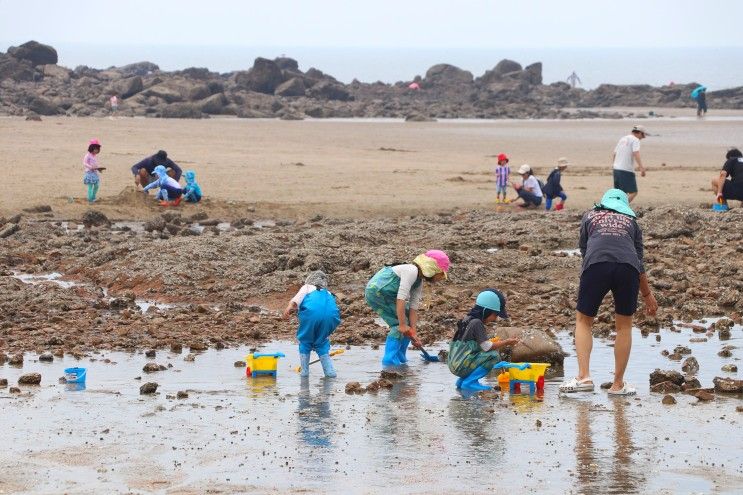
[153,165,168,177]
[596,188,635,218]
[475,289,508,319]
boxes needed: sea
[13,43,743,91]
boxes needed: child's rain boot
[396,337,411,364]
[382,335,402,366]
[455,377,464,389]
[299,353,311,377]
[555,203,564,211]
[319,353,337,378]
[460,366,493,391]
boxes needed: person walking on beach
[559,189,657,396]
[365,250,450,366]
[494,153,510,204]
[691,85,707,117]
[109,95,119,115]
[567,71,581,88]
[612,125,649,203]
[711,148,743,207]
[131,150,182,188]
[83,139,105,203]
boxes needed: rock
[25,113,42,121]
[737,406,743,413]
[145,349,156,358]
[694,390,715,401]
[197,93,228,114]
[682,376,702,390]
[82,210,110,228]
[345,381,365,394]
[111,76,143,98]
[8,40,58,66]
[275,77,306,97]
[424,64,474,86]
[522,62,543,85]
[721,364,738,372]
[681,356,699,374]
[22,204,52,213]
[142,363,162,373]
[491,59,523,78]
[307,80,352,101]
[0,224,19,238]
[28,96,60,116]
[365,378,394,392]
[673,345,692,355]
[0,53,35,81]
[8,353,23,366]
[234,360,246,367]
[170,343,183,354]
[437,349,448,363]
[38,352,53,362]
[713,377,743,393]
[234,58,284,94]
[649,369,685,386]
[176,391,189,399]
[139,382,158,395]
[184,353,196,362]
[42,64,71,82]
[719,289,740,308]
[661,395,676,405]
[9,387,21,394]
[718,349,733,358]
[117,61,159,76]
[650,381,682,394]
[58,376,67,384]
[405,113,435,122]
[143,216,166,232]
[0,378,7,387]
[493,327,564,368]
[18,373,41,385]
[161,103,203,119]
[189,342,208,352]
[600,382,612,389]
[380,370,403,380]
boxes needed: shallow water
[1,322,742,494]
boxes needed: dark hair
[88,144,101,153]
[155,150,167,161]
[726,148,742,160]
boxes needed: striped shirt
[495,165,510,187]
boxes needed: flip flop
[607,382,637,396]
[559,376,595,393]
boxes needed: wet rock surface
[139,382,158,395]
[17,373,41,385]
[713,377,743,393]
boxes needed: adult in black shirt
[131,150,183,188]
[712,148,743,204]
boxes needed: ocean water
[8,43,743,90]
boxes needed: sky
[1,0,742,49]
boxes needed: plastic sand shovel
[294,349,345,372]
[416,346,440,362]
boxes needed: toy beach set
[494,361,551,395]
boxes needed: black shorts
[577,262,640,317]
[722,180,743,201]
[613,169,638,194]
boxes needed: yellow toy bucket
[245,352,285,377]
[508,362,550,382]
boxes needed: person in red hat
[494,153,510,204]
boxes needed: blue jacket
[183,170,202,200]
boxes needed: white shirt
[290,284,317,306]
[523,175,543,197]
[613,134,641,172]
[391,264,424,310]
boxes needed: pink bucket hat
[425,249,450,273]
[89,138,101,146]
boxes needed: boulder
[523,62,543,85]
[42,64,71,82]
[713,376,743,393]
[234,58,284,94]
[116,61,159,77]
[275,77,306,97]
[82,210,110,228]
[18,373,42,385]
[197,93,228,114]
[8,40,58,66]
[681,356,699,374]
[307,80,352,101]
[492,327,564,368]
[650,381,682,394]
[28,96,60,116]
[492,59,523,77]
[274,57,299,71]
[143,83,184,103]
[0,54,36,81]
[160,103,203,119]
[649,369,685,386]
[139,382,159,394]
[176,67,215,80]
[111,76,143,99]
[424,64,474,86]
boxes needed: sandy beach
[1,111,739,218]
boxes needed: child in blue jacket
[283,271,341,377]
[182,170,202,203]
[143,165,183,206]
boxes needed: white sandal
[559,376,595,393]
[607,382,637,396]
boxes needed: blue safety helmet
[475,289,508,319]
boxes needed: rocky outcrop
[234,57,284,94]
[424,63,474,86]
[8,41,57,66]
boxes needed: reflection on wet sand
[574,400,645,494]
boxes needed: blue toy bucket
[712,203,729,212]
[64,367,87,384]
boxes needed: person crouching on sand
[365,250,450,366]
[511,164,543,208]
[559,189,657,396]
[283,271,341,378]
[143,165,183,206]
[182,170,203,203]
[448,289,519,391]
[543,157,569,211]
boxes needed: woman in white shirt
[511,164,543,208]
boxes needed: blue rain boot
[319,353,337,378]
[299,353,311,377]
[455,377,464,389]
[382,335,402,366]
[460,366,493,391]
[396,337,411,364]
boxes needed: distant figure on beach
[83,139,105,203]
[143,165,183,206]
[712,148,743,207]
[494,153,510,204]
[109,95,118,114]
[131,150,182,188]
[408,82,421,90]
[511,164,543,208]
[543,157,569,211]
[691,85,707,117]
[567,71,581,88]
[612,125,649,203]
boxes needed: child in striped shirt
[494,153,510,204]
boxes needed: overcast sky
[1,0,742,48]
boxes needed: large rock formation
[7,41,57,66]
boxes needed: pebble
[38,352,54,362]
[170,343,183,354]
[184,353,196,362]
[380,370,403,380]
[177,391,189,399]
[694,390,715,402]
[145,349,156,358]
[345,381,365,394]
[600,382,612,389]
[142,363,163,373]
[0,378,7,387]
[8,353,23,366]
[139,382,159,395]
[736,406,743,413]
[234,360,246,367]
[18,373,41,385]
[721,364,738,372]
[681,357,700,375]
[662,395,676,405]
[9,387,21,394]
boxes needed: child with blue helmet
[283,271,341,378]
[448,289,520,391]
[182,170,202,203]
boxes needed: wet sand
[1,112,740,218]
